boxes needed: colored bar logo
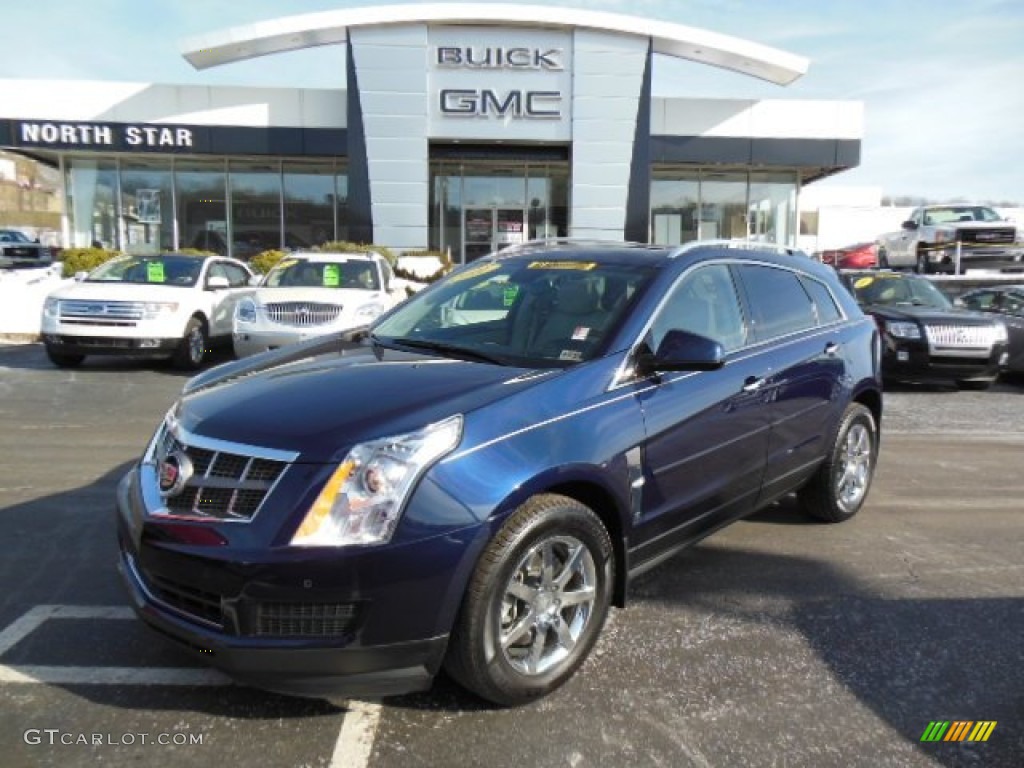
[920,721,997,742]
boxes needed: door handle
[741,376,765,393]
[824,342,841,357]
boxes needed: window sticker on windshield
[448,262,502,284]
[853,277,875,289]
[146,262,165,283]
[528,261,598,271]
[503,285,520,306]
[572,326,590,341]
[559,349,583,361]
[323,264,340,287]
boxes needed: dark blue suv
[117,241,883,706]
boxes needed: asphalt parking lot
[1,343,1021,768]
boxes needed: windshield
[372,257,657,367]
[922,206,1003,225]
[0,230,32,244]
[852,275,952,309]
[86,255,204,287]
[264,258,380,290]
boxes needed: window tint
[222,262,251,288]
[738,265,817,341]
[650,264,747,352]
[961,291,996,311]
[800,276,842,324]
[1001,292,1024,316]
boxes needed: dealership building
[0,4,862,263]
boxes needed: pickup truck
[877,204,1023,274]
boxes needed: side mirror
[248,274,263,287]
[901,220,918,231]
[74,271,89,281]
[953,297,966,308]
[207,275,230,290]
[637,329,726,375]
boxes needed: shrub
[395,249,454,284]
[250,249,288,275]
[172,248,217,257]
[314,241,397,266]
[58,248,121,278]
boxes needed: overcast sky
[2,0,1021,202]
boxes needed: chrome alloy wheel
[186,325,204,364]
[498,535,597,676]
[836,422,872,510]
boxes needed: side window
[1000,292,1024,315]
[650,264,747,352]
[800,276,843,324]
[206,262,227,285]
[961,291,995,311]
[737,265,817,342]
[222,263,251,288]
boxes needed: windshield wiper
[381,337,507,365]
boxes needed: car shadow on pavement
[0,342,233,376]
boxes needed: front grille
[255,601,359,637]
[153,426,288,521]
[925,323,997,358]
[58,335,136,348]
[265,302,342,328]
[958,227,1016,246]
[60,300,143,326]
[141,567,224,628]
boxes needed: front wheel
[172,317,208,370]
[445,494,614,706]
[876,247,889,269]
[799,403,878,523]
[915,250,930,274]
[44,345,85,368]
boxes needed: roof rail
[495,238,650,256]
[667,239,810,259]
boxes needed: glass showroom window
[650,172,700,245]
[749,171,797,246]
[65,157,119,249]
[176,160,227,256]
[700,171,749,240]
[230,159,283,259]
[120,159,174,255]
[284,160,338,249]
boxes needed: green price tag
[503,285,519,306]
[323,264,340,287]
[146,262,165,283]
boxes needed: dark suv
[117,241,883,705]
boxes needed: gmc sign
[439,89,562,119]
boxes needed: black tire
[172,316,208,370]
[445,494,614,706]
[956,379,992,391]
[798,403,878,523]
[914,250,929,274]
[876,247,889,270]
[44,345,85,368]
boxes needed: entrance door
[462,208,526,262]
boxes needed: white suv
[232,251,403,358]
[41,253,254,369]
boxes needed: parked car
[0,228,52,267]
[233,251,403,358]
[42,253,255,369]
[957,284,1024,376]
[840,270,1009,388]
[819,242,878,270]
[117,241,883,705]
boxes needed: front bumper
[232,329,329,358]
[881,339,1006,383]
[115,464,482,698]
[923,245,1024,273]
[43,333,179,356]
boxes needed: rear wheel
[445,494,613,706]
[172,317,208,370]
[44,345,85,368]
[799,404,878,523]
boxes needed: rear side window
[800,276,843,324]
[737,265,817,341]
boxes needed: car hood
[48,281,194,302]
[245,287,385,306]
[175,343,548,461]
[865,304,998,325]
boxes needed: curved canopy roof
[182,3,808,85]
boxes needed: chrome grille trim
[925,323,997,357]
[264,302,343,328]
[59,300,144,326]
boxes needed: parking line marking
[331,699,382,768]
[0,604,232,687]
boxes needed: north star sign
[17,122,194,148]
[435,46,565,120]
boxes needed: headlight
[43,298,60,318]
[934,230,955,244]
[353,302,384,323]
[993,322,1008,344]
[291,415,463,548]
[885,320,921,339]
[142,301,179,320]
[236,298,257,324]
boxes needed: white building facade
[0,4,862,262]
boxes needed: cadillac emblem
[158,450,193,498]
